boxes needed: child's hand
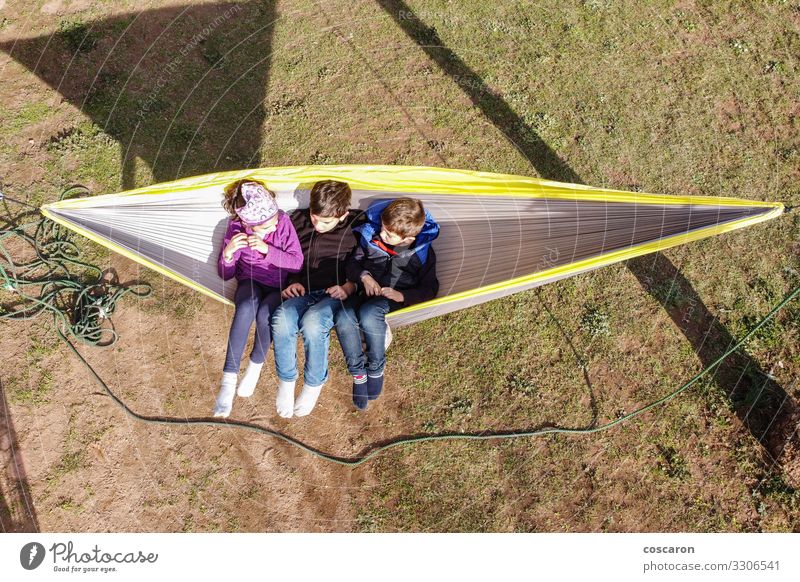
[381,287,404,303]
[247,235,269,255]
[282,282,305,299]
[223,233,248,262]
[361,274,382,296]
[326,285,349,300]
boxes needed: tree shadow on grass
[375,0,797,464]
[0,1,276,189]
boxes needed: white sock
[237,360,264,398]
[293,383,323,417]
[276,378,296,418]
[385,324,393,350]
[213,372,238,418]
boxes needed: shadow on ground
[1,1,276,189]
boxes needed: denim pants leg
[271,294,315,382]
[250,288,281,365]
[224,280,270,373]
[359,297,390,376]
[334,295,367,377]
[298,293,343,387]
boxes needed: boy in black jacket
[336,197,440,409]
[271,180,362,417]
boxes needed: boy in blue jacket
[335,197,440,409]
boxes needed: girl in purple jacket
[213,180,303,417]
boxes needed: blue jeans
[334,296,390,377]
[271,290,344,387]
[223,280,281,373]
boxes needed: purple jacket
[217,211,303,288]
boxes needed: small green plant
[507,372,537,396]
[58,19,98,53]
[764,60,785,74]
[759,475,798,510]
[748,275,779,302]
[310,150,334,164]
[27,336,58,359]
[655,445,690,480]
[46,123,114,154]
[728,39,750,56]
[741,314,784,350]
[580,304,611,337]
[266,95,305,117]
[199,41,225,69]
[651,281,690,308]
[57,498,81,512]
[444,396,472,416]
[45,450,87,491]
[10,371,54,406]
[583,0,610,11]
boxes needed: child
[213,179,302,417]
[336,197,439,410]
[270,180,363,418]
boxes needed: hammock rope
[1,189,797,466]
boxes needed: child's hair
[222,179,276,218]
[309,180,352,218]
[381,198,426,238]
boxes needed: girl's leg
[215,280,262,416]
[223,280,263,373]
[238,287,282,398]
[251,287,282,363]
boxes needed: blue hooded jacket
[346,199,440,308]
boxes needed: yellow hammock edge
[42,164,784,210]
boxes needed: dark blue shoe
[367,374,384,401]
[352,375,368,410]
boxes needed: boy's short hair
[309,180,352,217]
[381,198,426,238]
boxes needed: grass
[58,18,98,54]
[9,369,55,406]
[0,101,52,135]
[1,0,797,532]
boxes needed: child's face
[249,214,279,236]
[380,224,415,246]
[310,213,346,233]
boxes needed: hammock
[40,165,783,327]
